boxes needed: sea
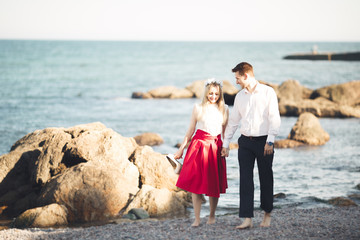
[1,40,360,218]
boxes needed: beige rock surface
[13,203,68,228]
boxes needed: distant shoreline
[1,206,359,239]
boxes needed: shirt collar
[244,79,260,94]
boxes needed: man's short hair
[232,62,254,76]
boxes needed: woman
[174,78,228,227]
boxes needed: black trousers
[238,135,274,218]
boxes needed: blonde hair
[198,82,227,125]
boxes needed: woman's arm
[174,105,197,159]
[222,106,229,139]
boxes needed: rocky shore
[0,206,359,239]
[133,79,360,118]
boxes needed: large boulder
[289,112,330,145]
[37,161,139,222]
[0,122,189,226]
[310,80,360,106]
[279,98,360,118]
[278,80,360,118]
[275,112,330,148]
[124,185,189,217]
[131,146,179,191]
[277,79,312,103]
[13,203,68,228]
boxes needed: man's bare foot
[235,218,253,229]
[260,212,271,227]
[207,216,215,225]
[191,219,201,227]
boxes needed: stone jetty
[283,51,360,61]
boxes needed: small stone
[129,208,150,219]
[122,213,137,220]
[328,197,357,207]
[274,193,286,199]
[348,194,360,200]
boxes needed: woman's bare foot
[207,216,215,225]
[235,218,253,229]
[260,212,271,227]
[191,219,201,227]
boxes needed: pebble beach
[1,206,359,240]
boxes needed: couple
[173,62,281,228]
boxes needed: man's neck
[245,77,258,93]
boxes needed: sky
[0,0,359,42]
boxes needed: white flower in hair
[205,78,223,87]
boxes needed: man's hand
[264,143,274,156]
[221,147,229,157]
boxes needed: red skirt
[176,129,228,198]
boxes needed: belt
[242,135,267,141]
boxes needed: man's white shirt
[223,81,281,148]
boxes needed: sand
[0,206,359,240]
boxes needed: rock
[277,79,313,103]
[356,184,360,190]
[13,203,68,228]
[124,185,188,217]
[275,139,306,148]
[0,122,190,226]
[348,194,360,200]
[169,88,194,99]
[37,160,139,223]
[274,193,286,199]
[222,80,240,96]
[131,92,152,99]
[288,112,330,145]
[0,123,140,221]
[186,80,206,98]
[131,146,178,191]
[148,86,180,98]
[128,208,150,219]
[328,197,357,207]
[132,87,194,99]
[133,132,164,146]
[279,98,360,118]
[122,213,137,220]
[229,142,239,150]
[310,80,360,106]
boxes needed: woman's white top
[195,103,227,136]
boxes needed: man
[221,62,281,229]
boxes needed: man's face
[235,72,248,89]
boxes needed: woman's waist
[194,129,221,140]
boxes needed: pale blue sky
[0,0,359,41]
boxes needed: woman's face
[207,85,220,104]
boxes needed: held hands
[264,143,274,156]
[221,147,229,157]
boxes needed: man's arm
[264,88,281,156]
[266,88,281,143]
[222,95,242,157]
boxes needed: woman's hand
[174,149,184,160]
[221,147,229,157]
